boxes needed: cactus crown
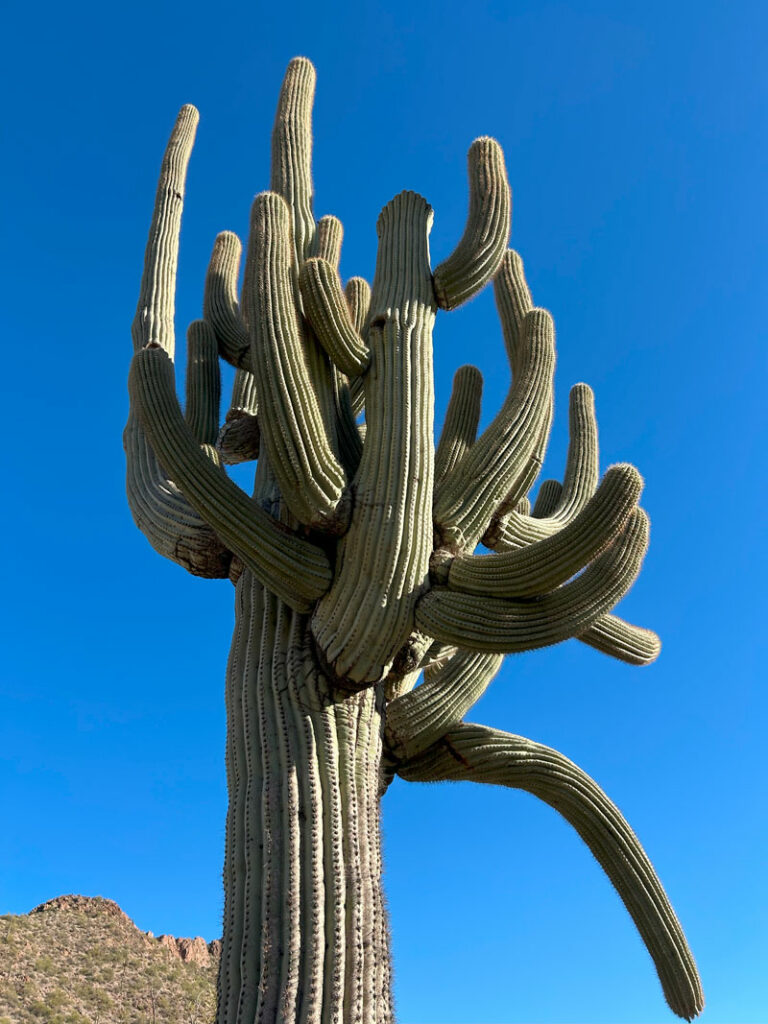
[125,57,703,1021]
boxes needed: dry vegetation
[0,896,217,1024]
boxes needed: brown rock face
[176,935,212,966]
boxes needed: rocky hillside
[0,895,218,1023]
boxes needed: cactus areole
[125,57,703,1024]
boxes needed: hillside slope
[0,895,217,1023]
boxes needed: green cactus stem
[126,57,702,1024]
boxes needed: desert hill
[0,895,217,1023]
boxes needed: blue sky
[1,0,766,1021]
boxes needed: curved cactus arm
[299,258,370,376]
[203,231,252,371]
[385,650,503,761]
[126,103,232,579]
[532,478,563,517]
[433,138,511,310]
[311,214,343,267]
[129,345,332,611]
[439,464,643,600]
[243,192,348,533]
[217,368,260,466]
[487,383,600,551]
[434,365,484,487]
[397,723,704,1021]
[434,308,556,550]
[579,614,661,666]
[312,191,437,683]
[184,320,221,445]
[332,368,364,478]
[271,56,316,268]
[416,509,649,652]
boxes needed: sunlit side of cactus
[125,57,703,1024]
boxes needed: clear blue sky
[1,1,765,1021]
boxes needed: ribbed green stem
[312,191,437,683]
[219,574,392,1024]
[204,231,252,370]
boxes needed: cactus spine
[125,58,703,1024]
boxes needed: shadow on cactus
[125,56,703,1024]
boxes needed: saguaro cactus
[126,58,703,1024]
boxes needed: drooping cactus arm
[438,464,643,599]
[243,192,348,533]
[184,320,221,445]
[312,191,438,683]
[129,345,332,611]
[300,258,370,376]
[434,307,556,550]
[416,509,649,652]
[385,650,503,760]
[434,365,484,486]
[125,103,231,579]
[433,138,511,310]
[397,723,704,1022]
[271,56,317,267]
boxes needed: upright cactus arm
[311,213,343,266]
[203,231,252,371]
[129,345,332,611]
[433,138,511,310]
[243,192,348,533]
[125,103,231,579]
[434,365,484,487]
[532,478,563,517]
[488,383,600,551]
[344,277,370,417]
[396,723,704,1022]
[416,509,649,652]
[433,307,556,550]
[311,191,438,683]
[184,320,221,446]
[438,463,643,599]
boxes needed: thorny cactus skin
[125,56,704,1024]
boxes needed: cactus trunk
[219,571,391,1024]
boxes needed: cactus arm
[432,138,511,310]
[440,464,643,599]
[416,509,649,652]
[125,104,232,579]
[299,258,370,376]
[312,191,437,683]
[532,478,563,517]
[579,614,661,666]
[434,308,556,550]
[243,192,348,533]
[396,723,704,1022]
[385,650,503,760]
[129,345,332,610]
[344,277,371,417]
[271,56,317,266]
[311,213,343,266]
[487,383,601,551]
[332,368,364,477]
[216,368,260,465]
[184,319,221,445]
[434,365,483,486]
[203,231,252,371]
[494,249,533,368]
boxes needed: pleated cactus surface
[125,57,703,1024]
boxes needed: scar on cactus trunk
[125,56,704,1023]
